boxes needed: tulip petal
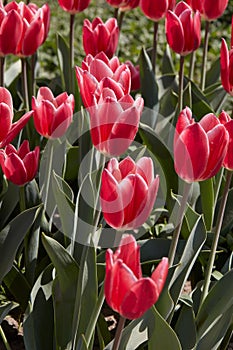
[4,153,27,185]
[136,157,154,185]
[199,113,220,132]
[22,16,44,56]
[0,103,12,142]
[203,0,228,20]
[23,146,39,181]
[166,11,184,54]
[220,39,231,94]
[223,120,233,170]
[0,10,23,55]
[151,257,169,294]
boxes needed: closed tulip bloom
[100,156,159,230]
[32,87,75,139]
[105,234,169,319]
[83,17,119,58]
[105,0,129,8]
[0,140,40,186]
[140,0,175,22]
[0,87,33,148]
[221,19,233,97]
[174,107,229,182]
[120,0,140,11]
[166,1,201,55]
[89,88,143,156]
[185,0,228,21]
[58,0,91,14]
[219,111,233,170]
[75,52,131,107]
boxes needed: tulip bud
[185,0,228,21]
[219,111,233,171]
[58,0,91,14]
[140,0,175,22]
[105,234,169,319]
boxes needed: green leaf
[205,58,220,87]
[75,335,88,350]
[64,146,79,181]
[57,33,70,92]
[162,45,175,75]
[175,301,197,349]
[0,182,19,230]
[214,188,233,236]
[205,84,227,114]
[0,205,41,284]
[199,179,214,231]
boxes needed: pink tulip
[105,234,169,319]
[100,156,159,229]
[219,111,233,171]
[88,88,143,156]
[174,107,229,182]
[0,87,32,148]
[83,17,119,58]
[140,0,175,21]
[185,0,228,21]
[75,52,131,107]
[125,60,140,90]
[58,0,91,14]
[0,140,40,186]
[32,87,75,139]
[166,1,201,55]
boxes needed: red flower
[174,107,229,182]
[88,89,143,156]
[0,87,32,149]
[219,111,233,171]
[83,17,119,58]
[120,0,139,11]
[140,0,175,22]
[105,0,130,8]
[105,234,169,319]
[221,19,233,97]
[100,156,159,229]
[0,140,40,186]
[166,1,201,55]
[125,60,140,90]
[58,0,91,14]
[185,0,228,21]
[32,87,75,139]
[75,52,131,107]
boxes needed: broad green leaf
[199,179,214,231]
[175,301,197,349]
[161,45,175,75]
[0,182,19,230]
[214,188,233,236]
[57,33,70,92]
[0,205,41,284]
[0,302,17,325]
[205,84,227,114]
[140,238,185,262]
[64,146,79,181]
[75,335,88,350]
[205,58,220,87]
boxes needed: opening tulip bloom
[166,1,201,56]
[0,140,40,186]
[219,111,233,171]
[185,0,228,21]
[32,87,75,139]
[140,0,176,22]
[105,234,169,319]
[0,87,33,148]
[100,156,159,230]
[174,107,229,183]
[58,0,91,14]
[83,17,119,58]
[75,52,131,107]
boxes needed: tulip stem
[200,170,232,305]
[69,13,75,93]
[21,58,30,111]
[200,21,210,91]
[117,10,124,31]
[152,21,159,74]
[112,316,126,350]
[0,325,12,350]
[178,55,185,113]
[114,8,118,20]
[0,57,5,86]
[168,181,192,266]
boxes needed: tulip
[0,140,40,186]
[58,0,91,14]
[185,0,228,21]
[105,234,169,319]
[120,0,140,11]
[100,156,159,230]
[88,88,143,157]
[166,1,201,56]
[174,107,229,182]
[3,1,50,57]
[32,87,75,139]
[105,0,129,8]
[140,0,176,21]
[0,87,32,148]
[75,52,131,107]
[219,111,233,171]
[125,60,140,90]
[83,17,119,58]
[221,19,233,97]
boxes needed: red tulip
[105,234,169,319]
[0,140,40,186]
[32,87,75,139]
[83,17,119,58]
[75,52,131,107]
[185,0,228,21]
[125,60,140,90]
[3,1,50,57]
[174,107,229,182]
[58,0,91,14]
[221,18,233,97]
[0,87,32,148]
[88,89,143,156]
[219,111,233,170]
[166,1,201,55]
[120,0,139,11]
[100,156,159,229]
[140,0,175,21]
[105,0,129,8]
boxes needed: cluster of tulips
[0,0,233,348]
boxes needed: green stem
[69,13,75,93]
[114,7,119,19]
[0,325,12,350]
[168,181,192,266]
[19,186,26,212]
[21,58,30,111]
[200,170,232,305]
[43,140,54,215]
[200,21,210,91]
[189,51,195,81]
[0,56,5,86]
[152,21,159,74]
[117,10,124,31]
[112,316,126,350]
[178,55,185,113]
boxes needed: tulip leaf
[205,58,220,87]
[174,301,197,349]
[162,45,175,75]
[0,182,19,230]
[0,205,41,284]
[0,302,17,325]
[64,146,79,181]
[187,79,214,117]
[199,179,214,231]
[75,335,88,350]
[41,233,79,350]
[56,33,70,92]
[205,84,227,114]
[214,187,233,236]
